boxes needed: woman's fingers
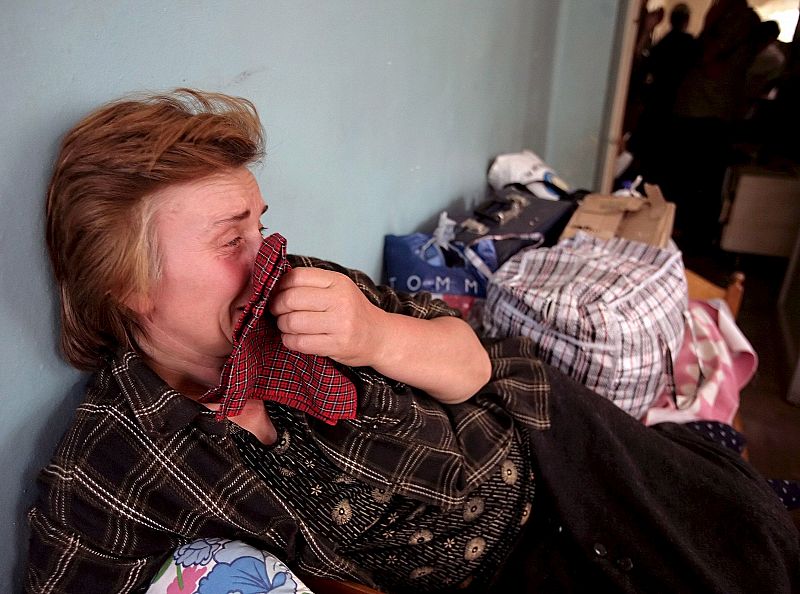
[269,286,333,316]
[268,267,385,365]
[280,332,337,358]
[274,310,337,336]
[274,267,338,290]
[274,305,365,360]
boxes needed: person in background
[734,20,788,157]
[647,3,695,97]
[745,20,786,106]
[660,0,761,254]
[621,1,666,152]
[756,18,800,164]
[628,2,697,186]
[26,89,799,594]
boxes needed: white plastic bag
[487,150,571,201]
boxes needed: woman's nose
[244,235,265,286]
[246,236,262,262]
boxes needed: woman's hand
[269,268,491,404]
[268,268,387,367]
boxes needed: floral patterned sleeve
[146,539,314,594]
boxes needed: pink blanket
[643,299,757,426]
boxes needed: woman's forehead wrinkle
[213,209,251,226]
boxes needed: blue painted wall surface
[0,1,619,589]
[546,0,622,189]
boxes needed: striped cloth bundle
[482,233,687,418]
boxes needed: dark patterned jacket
[25,256,549,593]
[26,257,800,593]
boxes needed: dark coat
[494,365,800,593]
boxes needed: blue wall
[0,1,620,589]
[547,0,622,189]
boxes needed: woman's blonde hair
[46,89,264,370]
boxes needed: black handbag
[454,184,585,266]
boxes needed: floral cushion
[147,538,314,594]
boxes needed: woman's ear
[118,288,154,317]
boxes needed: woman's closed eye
[225,236,244,248]
[223,224,267,249]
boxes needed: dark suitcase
[454,185,583,266]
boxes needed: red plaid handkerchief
[202,233,357,424]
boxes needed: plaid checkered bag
[482,233,687,418]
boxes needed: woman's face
[138,167,267,374]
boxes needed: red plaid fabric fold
[202,233,357,424]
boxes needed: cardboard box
[720,165,800,257]
[560,184,675,248]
